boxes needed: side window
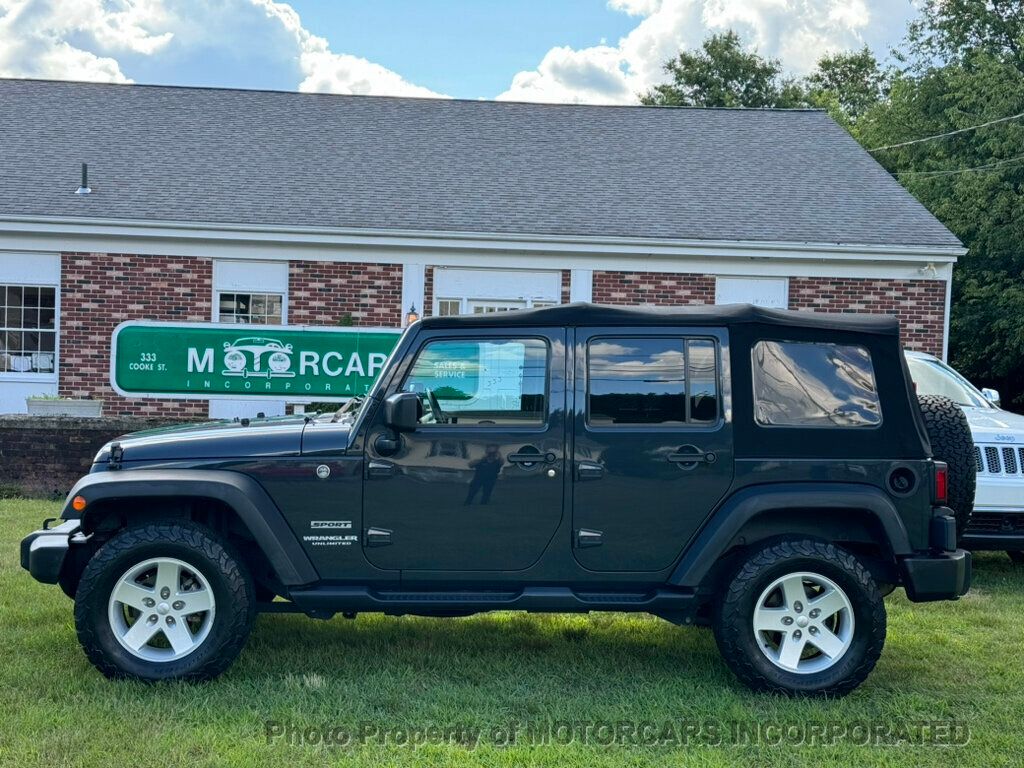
[751,340,881,427]
[587,337,719,426]
[403,338,548,426]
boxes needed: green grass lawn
[2,498,1023,767]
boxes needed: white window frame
[211,260,289,325]
[0,253,60,384]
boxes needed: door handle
[366,460,395,479]
[667,446,717,467]
[508,449,556,466]
[365,527,392,546]
[577,460,604,481]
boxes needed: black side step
[284,585,697,620]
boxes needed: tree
[806,47,888,129]
[640,31,807,108]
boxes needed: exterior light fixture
[406,304,419,325]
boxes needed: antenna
[75,163,91,195]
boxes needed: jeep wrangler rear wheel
[714,538,886,697]
[74,522,255,681]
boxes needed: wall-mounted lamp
[406,303,419,325]
[918,262,937,277]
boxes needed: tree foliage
[640,31,806,108]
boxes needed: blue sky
[290,0,638,98]
[0,1,918,104]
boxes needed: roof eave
[0,213,967,261]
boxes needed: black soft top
[419,302,899,335]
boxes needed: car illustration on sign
[221,337,295,379]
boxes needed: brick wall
[592,270,716,305]
[560,269,571,304]
[0,416,181,497]
[288,261,403,327]
[789,277,946,356]
[423,266,435,317]
[592,270,946,356]
[59,252,212,419]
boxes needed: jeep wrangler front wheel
[714,538,886,697]
[74,522,255,681]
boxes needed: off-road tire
[918,394,975,539]
[74,522,255,681]
[713,538,886,697]
[1008,551,1024,565]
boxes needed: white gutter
[0,213,966,263]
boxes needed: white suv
[906,351,1024,562]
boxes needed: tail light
[934,461,948,505]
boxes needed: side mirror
[982,388,1001,407]
[384,391,421,432]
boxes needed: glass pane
[5,307,20,328]
[6,331,22,352]
[22,331,40,352]
[687,339,719,423]
[403,338,547,425]
[437,299,461,317]
[588,338,687,425]
[23,287,39,308]
[22,308,38,329]
[39,332,56,352]
[7,286,22,308]
[267,295,282,315]
[251,295,266,315]
[39,287,55,308]
[39,308,55,328]
[752,341,881,427]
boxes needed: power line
[867,110,1024,152]
[898,152,1024,177]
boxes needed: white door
[715,277,789,308]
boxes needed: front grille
[974,444,1024,477]
[966,513,1024,535]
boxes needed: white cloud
[250,0,445,97]
[0,0,173,82]
[497,0,890,105]
[0,0,445,97]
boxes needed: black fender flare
[60,470,319,586]
[669,483,913,589]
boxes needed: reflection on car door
[361,327,567,572]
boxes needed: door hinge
[365,527,393,547]
[576,528,603,548]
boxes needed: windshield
[905,355,993,409]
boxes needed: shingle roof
[0,78,961,248]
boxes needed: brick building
[0,78,963,417]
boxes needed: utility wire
[897,152,1024,177]
[867,111,1024,152]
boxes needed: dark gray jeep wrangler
[21,304,971,696]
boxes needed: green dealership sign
[111,322,401,401]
